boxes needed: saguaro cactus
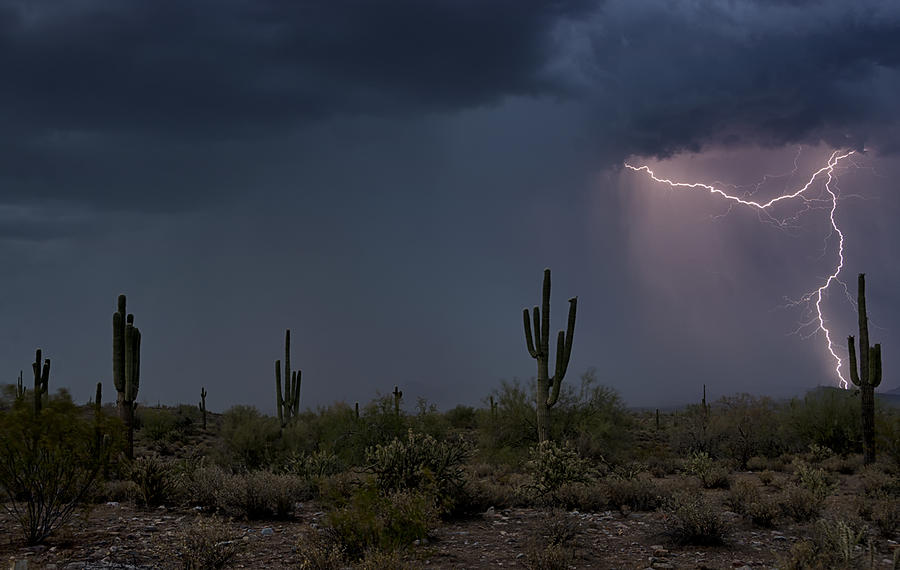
[113,294,141,459]
[16,370,25,402]
[523,268,577,443]
[32,349,50,414]
[848,273,883,465]
[275,329,301,426]
[199,387,207,430]
[392,385,403,416]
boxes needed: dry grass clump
[177,516,246,570]
[725,479,779,527]
[664,493,729,546]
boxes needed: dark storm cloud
[0,0,591,137]
[576,0,900,158]
[2,0,899,211]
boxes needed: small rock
[650,545,668,557]
[260,527,274,536]
[106,501,119,507]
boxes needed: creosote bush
[325,485,438,560]
[0,392,108,544]
[665,493,728,546]
[177,516,246,570]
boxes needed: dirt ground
[2,498,898,570]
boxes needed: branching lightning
[625,150,855,388]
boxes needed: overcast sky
[1,0,898,412]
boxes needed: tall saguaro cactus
[275,329,301,426]
[32,349,50,414]
[523,268,577,443]
[113,294,141,459]
[199,387,207,430]
[848,273,883,465]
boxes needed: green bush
[522,440,593,504]
[366,429,470,513]
[177,516,245,570]
[780,484,825,522]
[325,485,437,560]
[605,474,662,513]
[683,450,731,489]
[725,479,778,527]
[785,388,861,455]
[793,460,836,499]
[779,518,865,570]
[215,470,309,519]
[220,405,283,470]
[0,392,107,544]
[130,455,175,507]
[665,494,728,545]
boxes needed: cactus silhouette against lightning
[625,150,854,388]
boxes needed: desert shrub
[785,388,861,455]
[101,479,139,503]
[781,484,825,522]
[325,486,438,560]
[130,455,176,507]
[177,516,245,570]
[745,456,770,471]
[550,369,634,462]
[480,378,538,454]
[175,462,228,509]
[453,477,517,514]
[665,493,728,546]
[522,440,592,503]
[366,429,470,513]
[284,449,344,486]
[137,408,181,443]
[683,451,731,489]
[821,454,862,475]
[215,470,309,519]
[726,479,778,527]
[869,498,900,537]
[553,482,609,512]
[219,405,283,470]
[523,544,574,570]
[793,461,836,499]
[445,404,478,430]
[779,518,865,570]
[715,394,784,468]
[357,548,413,570]
[875,410,900,472]
[758,470,775,486]
[669,403,721,456]
[605,474,662,513]
[0,393,107,544]
[296,530,346,570]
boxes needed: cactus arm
[293,369,302,413]
[275,359,284,425]
[131,328,141,400]
[871,344,882,388]
[857,274,869,385]
[523,309,538,358]
[561,297,577,374]
[548,331,566,407]
[284,330,291,409]
[124,319,134,401]
[848,336,860,386]
[113,312,124,392]
[541,269,550,352]
[532,307,542,355]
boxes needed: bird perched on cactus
[847,273,882,465]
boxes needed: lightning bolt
[625,150,854,388]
